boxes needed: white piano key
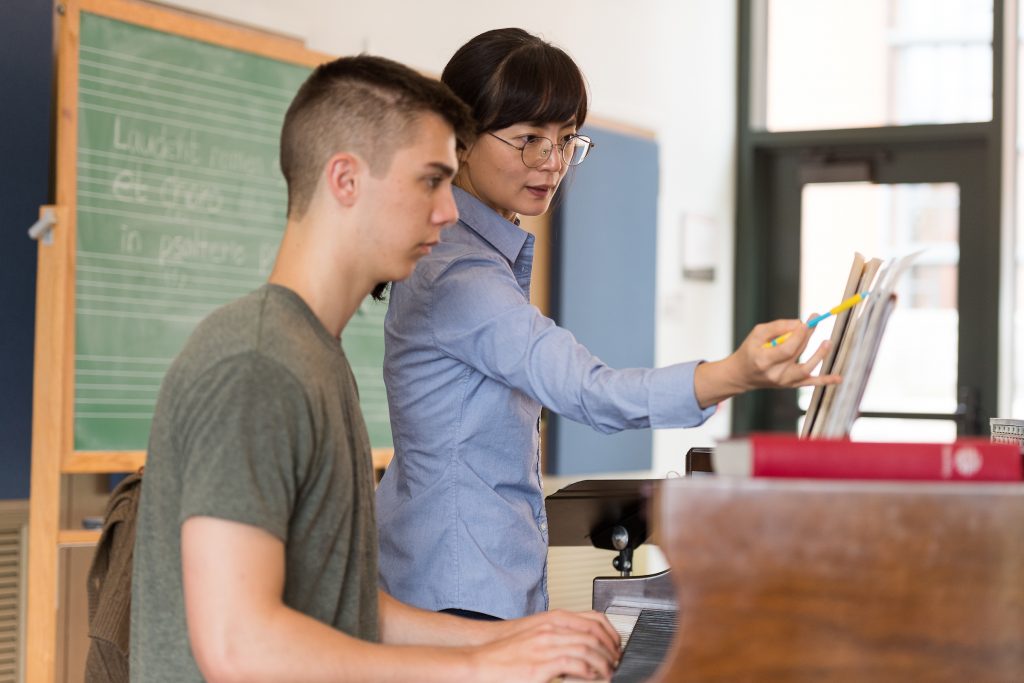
[558,605,641,683]
[605,605,642,651]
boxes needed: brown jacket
[85,469,143,683]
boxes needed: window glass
[850,417,958,442]
[798,182,960,441]
[763,0,993,131]
[1013,8,1024,418]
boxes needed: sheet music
[818,251,921,437]
[811,257,882,438]
[803,252,867,437]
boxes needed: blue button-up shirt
[376,187,715,619]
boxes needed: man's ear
[324,152,362,208]
[453,143,472,187]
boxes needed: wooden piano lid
[649,478,1024,682]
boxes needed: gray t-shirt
[130,284,379,682]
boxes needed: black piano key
[611,608,677,683]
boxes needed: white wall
[161,0,739,474]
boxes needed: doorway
[734,138,998,436]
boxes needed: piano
[546,448,1024,682]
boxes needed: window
[799,182,960,441]
[763,0,993,131]
[736,0,1003,438]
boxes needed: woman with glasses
[376,28,837,621]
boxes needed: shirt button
[540,521,548,532]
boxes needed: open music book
[801,251,920,438]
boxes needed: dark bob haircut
[441,28,588,136]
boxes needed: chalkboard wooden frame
[51,0,335,474]
[25,2,390,679]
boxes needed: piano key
[605,605,641,651]
[611,609,677,682]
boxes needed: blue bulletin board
[549,125,659,475]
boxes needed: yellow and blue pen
[763,291,870,348]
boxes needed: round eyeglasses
[487,132,595,168]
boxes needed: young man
[130,56,619,683]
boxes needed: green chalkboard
[73,12,392,450]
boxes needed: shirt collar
[452,186,530,265]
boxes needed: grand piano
[545,449,1024,682]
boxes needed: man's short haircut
[280,55,475,218]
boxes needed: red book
[713,434,1023,481]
